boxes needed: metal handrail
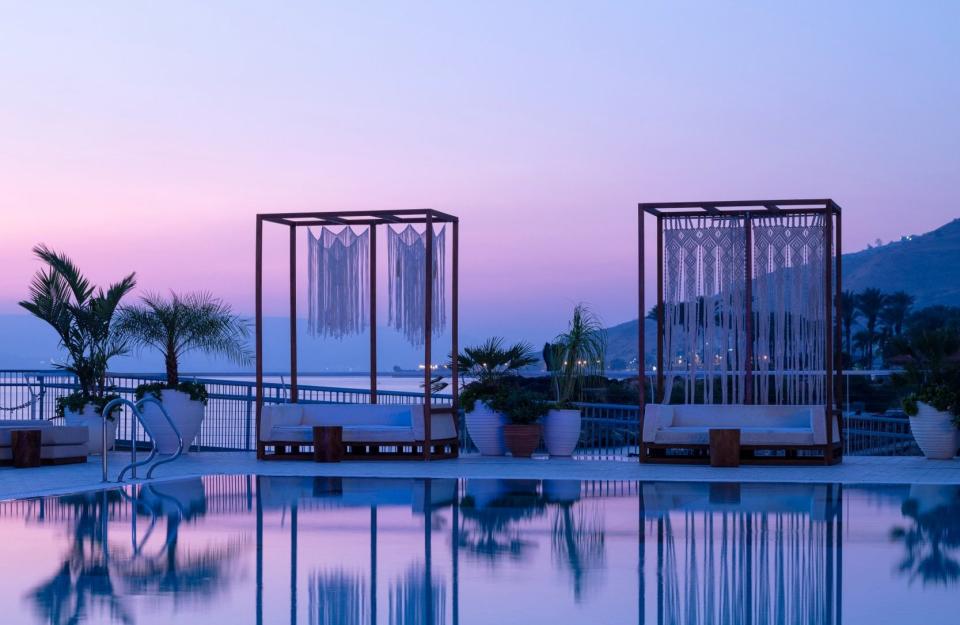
[100,396,184,483]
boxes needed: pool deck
[1,452,958,500]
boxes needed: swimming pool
[1,476,956,624]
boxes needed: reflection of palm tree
[457,483,545,562]
[550,502,606,602]
[891,489,960,586]
[28,491,134,625]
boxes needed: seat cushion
[300,404,412,428]
[0,425,87,447]
[654,426,815,446]
[269,424,416,443]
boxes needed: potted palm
[543,304,607,457]
[19,245,136,454]
[458,338,538,456]
[118,292,251,453]
[500,388,549,458]
[892,327,960,459]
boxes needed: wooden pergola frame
[255,209,460,461]
[637,199,843,464]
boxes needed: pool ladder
[100,397,184,483]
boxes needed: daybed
[258,403,459,460]
[641,404,841,465]
[0,420,89,465]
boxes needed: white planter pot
[544,409,582,457]
[910,402,960,460]
[140,389,205,454]
[65,404,118,455]
[465,402,507,456]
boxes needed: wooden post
[744,213,754,405]
[423,214,434,460]
[834,205,844,454]
[255,216,264,458]
[370,225,378,404]
[451,219,460,443]
[638,205,647,462]
[656,215,664,403]
[824,207,834,464]
[289,225,298,403]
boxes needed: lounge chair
[641,404,841,465]
[0,419,89,465]
[258,403,458,460]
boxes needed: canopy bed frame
[638,199,843,465]
[255,209,459,461]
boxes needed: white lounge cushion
[300,404,412,428]
[654,426,815,446]
[270,424,416,443]
[0,425,88,447]
[259,404,303,440]
[410,405,458,441]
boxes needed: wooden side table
[313,426,344,463]
[12,429,42,468]
[709,428,741,467]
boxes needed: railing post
[37,375,45,421]
[245,385,254,451]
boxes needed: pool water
[1,477,957,624]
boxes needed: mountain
[843,217,960,307]
[606,217,960,366]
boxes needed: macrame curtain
[388,224,446,346]
[661,214,827,405]
[307,227,370,339]
[662,216,748,404]
[752,214,826,405]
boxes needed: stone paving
[1,452,958,501]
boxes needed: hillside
[606,217,960,367]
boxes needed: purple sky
[1,2,957,346]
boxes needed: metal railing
[0,369,922,459]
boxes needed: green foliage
[134,381,209,406]
[494,388,549,425]
[457,337,538,412]
[55,392,123,421]
[118,291,252,387]
[19,245,136,402]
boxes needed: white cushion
[300,404,412,428]
[643,403,838,445]
[654,426,815,446]
[259,404,303,440]
[269,424,416,443]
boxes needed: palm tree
[118,292,251,387]
[456,337,538,386]
[546,304,607,404]
[856,288,887,366]
[883,291,915,337]
[840,290,859,360]
[19,245,136,403]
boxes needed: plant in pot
[892,327,960,459]
[118,292,251,453]
[458,338,538,456]
[543,304,607,457]
[18,245,136,454]
[498,388,550,458]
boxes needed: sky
[1,1,958,363]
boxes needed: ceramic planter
[140,389,205,454]
[504,423,542,458]
[465,401,507,456]
[544,409,582,457]
[909,402,959,459]
[65,403,117,455]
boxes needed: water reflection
[0,476,958,624]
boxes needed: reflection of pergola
[639,482,844,625]
[255,210,460,460]
[253,476,459,625]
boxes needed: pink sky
[1,2,957,342]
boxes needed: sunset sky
[1,1,958,347]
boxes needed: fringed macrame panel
[388,224,447,346]
[662,216,747,404]
[307,227,370,339]
[752,214,826,405]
